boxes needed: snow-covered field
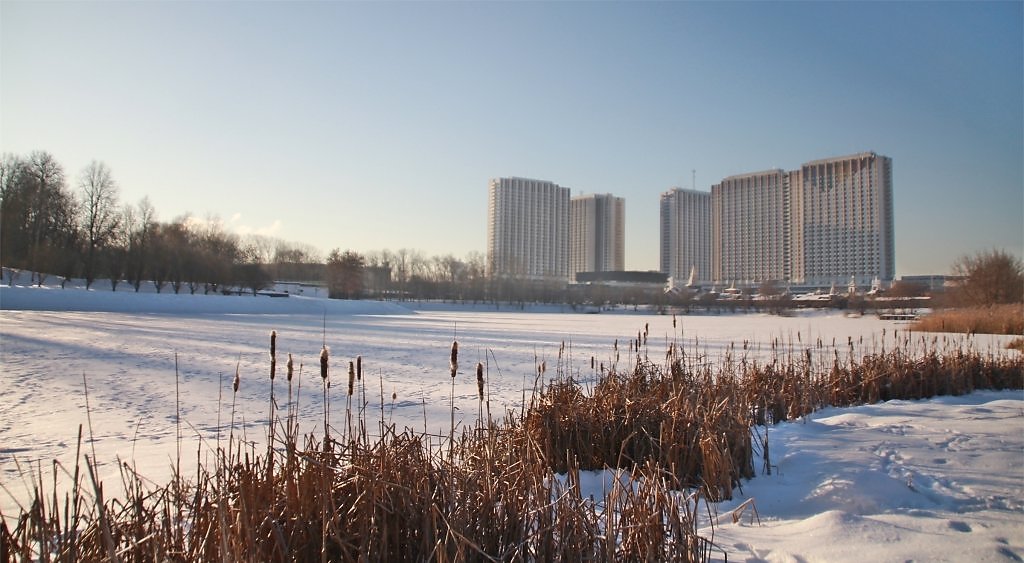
[1,282,1021,561]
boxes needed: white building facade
[669,151,893,289]
[711,170,793,285]
[792,152,894,286]
[659,188,711,285]
[486,177,570,280]
[570,193,625,277]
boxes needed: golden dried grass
[913,303,1024,336]
[3,328,1021,562]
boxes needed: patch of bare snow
[703,391,1024,562]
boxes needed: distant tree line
[0,151,551,302]
[1,151,320,294]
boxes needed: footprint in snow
[996,546,1023,562]
[947,520,971,533]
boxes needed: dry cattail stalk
[476,362,484,400]
[450,341,459,377]
[348,361,355,396]
[270,331,277,381]
[320,346,329,382]
[287,353,294,382]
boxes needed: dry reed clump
[524,332,1023,503]
[3,328,1022,562]
[913,303,1024,336]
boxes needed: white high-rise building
[486,177,570,280]
[711,170,792,284]
[659,188,711,285]
[791,152,894,286]
[570,193,625,276]
[667,151,893,289]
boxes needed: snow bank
[701,390,1024,562]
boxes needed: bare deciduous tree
[78,161,120,289]
[327,249,365,299]
[951,249,1024,307]
[10,151,75,283]
[0,153,26,271]
[105,204,137,291]
[272,240,322,281]
[128,198,156,292]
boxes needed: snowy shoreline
[1,282,1021,561]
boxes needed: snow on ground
[1,282,1021,561]
[700,391,1024,562]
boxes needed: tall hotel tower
[711,170,794,284]
[487,177,570,280]
[570,193,625,276]
[792,152,894,286]
[659,188,711,285]
[664,151,893,288]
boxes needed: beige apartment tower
[711,170,792,284]
[570,193,625,276]
[660,188,711,285]
[704,151,893,287]
[486,177,570,280]
[791,152,894,286]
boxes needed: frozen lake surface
[1,284,1021,561]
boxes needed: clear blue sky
[3,1,1021,275]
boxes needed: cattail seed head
[320,346,329,381]
[392,391,397,401]
[449,341,459,377]
[348,361,355,395]
[356,355,362,381]
[233,365,240,393]
[270,331,277,380]
[287,353,294,382]
[476,362,484,400]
